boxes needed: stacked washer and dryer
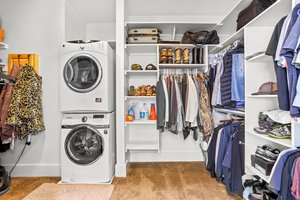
[59,41,116,183]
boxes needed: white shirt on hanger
[185,75,199,127]
[162,77,169,126]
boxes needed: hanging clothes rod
[214,107,245,117]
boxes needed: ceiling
[67,0,240,23]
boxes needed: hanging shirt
[162,77,169,127]
[291,157,300,200]
[215,128,223,173]
[6,65,45,140]
[185,75,199,127]
[280,4,300,117]
[280,152,300,200]
[169,76,178,133]
[212,61,223,106]
[268,148,300,193]
[0,66,21,142]
[156,78,165,131]
[231,44,245,102]
[174,77,184,134]
[266,16,290,111]
[220,50,233,106]
[198,73,214,137]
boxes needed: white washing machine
[61,112,115,183]
[60,41,115,113]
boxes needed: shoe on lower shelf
[255,145,280,163]
[267,125,291,139]
[253,127,268,134]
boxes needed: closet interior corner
[116,0,300,198]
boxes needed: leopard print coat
[5,65,45,140]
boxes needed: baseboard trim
[2,163,60,177]
[128,151,203,162]
[114,162,127,177]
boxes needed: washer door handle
[66,61,74,83]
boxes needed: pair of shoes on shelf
[267,125,291,139]
[255,145,280,163]
[174,48,190,64]
[191,48,204,64]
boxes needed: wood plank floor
[1,162,240,200]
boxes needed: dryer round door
[63,54,103,93]
[65,125,104,165]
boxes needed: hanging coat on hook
[5,65,45,140]
[0,66,21,142]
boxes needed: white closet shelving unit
[244,0,300,183]
[123,42,210,153]
[0,42,7,68]
[209,0,300,183]
[116,0,245,176]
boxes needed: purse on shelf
[236,0,276,30]
[181,30,219,45]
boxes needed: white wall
[0,0,64,176]
[65,0,86,41]
[86,23,116,41]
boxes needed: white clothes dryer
[61,112,115,183]
[60,41,115,113]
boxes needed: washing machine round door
[63,54,103,93]
[65,125,104,165]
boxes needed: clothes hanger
[0,66,16,83]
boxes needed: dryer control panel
[62,113,111,126]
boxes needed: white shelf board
[125,96,156,100]
[125,70,158,75]
[247,130,292,148]
[0,63,6,66]
[246,95,278,98]
[158,44,217,48]
[246,165,270,183]
[125,22,220,35]
[159,64,206,69]
[246,53,273,62]
[209,28,244,54]
[0,42,8,49]
[126,141,159,151]
[213,108,245,117]
[125,120,156,126]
